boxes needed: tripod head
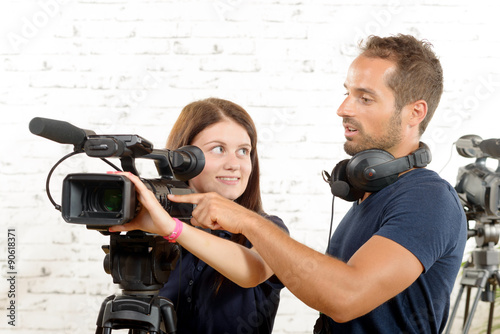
[95,231,180,333]
[464,218,500,274]
[103,231,180,292]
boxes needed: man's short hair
[360,34,443,135]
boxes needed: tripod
[94,231,180,334]
[445,221,500,334]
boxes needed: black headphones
[323,142,431,201]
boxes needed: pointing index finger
[168,192,204,204]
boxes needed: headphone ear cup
[346,149,398,192]
[330,159,365,202]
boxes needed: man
[170,34,467,333]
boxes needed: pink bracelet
[164,218,184,243]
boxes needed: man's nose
[337,96,354,117]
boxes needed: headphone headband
[325,142,431,201]
[360,142,432,182]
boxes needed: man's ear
[409,99,427,126]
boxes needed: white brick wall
[1,1,500,333]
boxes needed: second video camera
[455,134,500,221]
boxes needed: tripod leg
[445,285,465,334]
[487,301,494,334]
[96,295,115,334]
[486,282,496,334]
[463,286,471,329]
[159,297,177,334]
[463,286,483,334]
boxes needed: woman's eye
[211,146,224,154]
[238,148,249,156]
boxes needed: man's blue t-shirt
[326,168,467,333]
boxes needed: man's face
[337,55,403,156]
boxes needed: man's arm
[108,172,275,288]
[177,224,275,288]
[170,192,424,322]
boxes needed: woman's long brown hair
[166,97,264,292]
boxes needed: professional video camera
[445,135,500,334]
[29,117,205,231]
[455,135,500,222]
[29,117,205,334]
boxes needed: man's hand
[168,192,257,234]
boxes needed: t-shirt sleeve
[258,214,288,288]
[265,214,289,234]
[375,179,466,272]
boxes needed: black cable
[175,248,183,314]
[45,151,81,211]
[45,152,122,212]
[438,142,456,175]
[326,195,335,253]
[99,157,122,172]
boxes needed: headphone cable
[326,195,335,254]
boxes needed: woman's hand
[107,172,176,237]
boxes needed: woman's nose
[224,154,240,170]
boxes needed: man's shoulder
[383,168,463,213]
[398,168,453,191]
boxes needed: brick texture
[1,1,499,333]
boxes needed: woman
[109,98,287,334]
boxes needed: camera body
[455,161,500,220]
[455,135,500,248]
[29,118,205,230]
[455,135,500,221]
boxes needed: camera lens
[62,174,138,226]
[99,188,122,212]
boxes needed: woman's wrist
[164,218,184,243]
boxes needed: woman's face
[188,119,252,200]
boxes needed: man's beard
[343,110,403,156]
